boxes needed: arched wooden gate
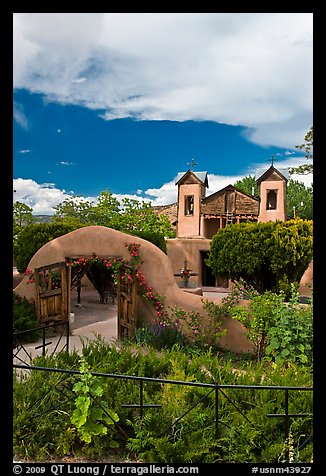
[34,260,138,339]
[117,264,138,340]
[34,262,71,324]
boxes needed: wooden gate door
[34,261,71,324]
[117,265,138,340]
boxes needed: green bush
[14,221,85,273]
[230,287,313,365]
[13,337,313,463]
[207,219,313,298]
[135,323,186,349]
[265,286,313,365]
[13,292,39,342]
[129,230,167,254]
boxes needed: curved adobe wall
[299,260,313,296]
[13,226,252,353]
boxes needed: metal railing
[13,362,313,462]
[13,320,70,365]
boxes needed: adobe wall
[298,260,313,296]
[166,237,211,288]
[13,226,252,353]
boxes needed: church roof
[175,170,208,187]
[202,184,259,203]
[256,165,289,184]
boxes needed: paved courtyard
[13,281,230,364]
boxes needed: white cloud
[144,173,245,205]
[18,149,31,154]
[13,156,313,217]
[14,101,29,129]
[13,178,150,215]
[13,13,313,149]
[55,161,77,166]
[13,178,72,214]
[72,77,87,84]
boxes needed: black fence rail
[13,320,70,365]
[13,362,313,462]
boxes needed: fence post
[66,320,70,354]
[42,327,46,356]
[140,379,144,419]
[215,383,219,438]
[284,389,289,462]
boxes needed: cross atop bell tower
[267,154,279,167]
[187,158,198,170]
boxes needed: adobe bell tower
[256,165,288,222]
[175,169,208,237]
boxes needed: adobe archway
[14,226,252,353]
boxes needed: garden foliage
[13,292,39,341]
[207,219,313,298]
[13,338,313,463]
[14,221,86,273]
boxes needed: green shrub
[13,337,313,463]
[207,219,313,298]
[135,322,186,349]
[265,286,313,365]
[14,221,85,273]
[230,287,313,365]
[129,230,167,254]
[13,292,39,342]
[231,291,283,361]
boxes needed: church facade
[166,165,288,289]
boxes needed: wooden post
[61,264,67,320]
[219,215,223,229]
[34,269,41,322]
[117,267,122,340]
[66,263,71,319]
[131,269,138,338]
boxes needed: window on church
[266,189,277,210]
[185,195,194,216]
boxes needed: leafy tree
[234,176,313,220]
[286,179,313,220]
[233,175,258,196]
[115,198,175,238]
[13,201,34,228]
[89,190,121,226]
[13,201,35,245]
[14,221,86,273]
[207,219,313,298]
[289,126,313,175]
[52,191,175,239]
[52,196,95,224]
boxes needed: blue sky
[13,13,313,214]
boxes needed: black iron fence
[13,361,313,462]
[13,320,70,365]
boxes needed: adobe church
[166,164,289,289]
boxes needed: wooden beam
[35,262,66,273]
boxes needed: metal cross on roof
[187,158,198,170]
[268,154,278,166]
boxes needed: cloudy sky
[13,13,313,214]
